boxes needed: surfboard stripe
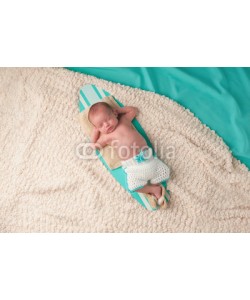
[98,88,107,98]
[81,85,99,104]
[92,84,109,99]
[92,84,103,99]
[80,90,91,107]
[79,93,85,107]
[79,98,85,111]
[103,89,110,97]
[138,193,154,211]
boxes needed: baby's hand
[116,106,139,119]
[89,142,98,149]
[91,127,100,143]
[128,106,139,121]
[89,142,103,150]
[128,106,139,116]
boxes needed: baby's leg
[136,184,162,200]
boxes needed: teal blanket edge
[68,67,250,171]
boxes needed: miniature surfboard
[78,84,169,211]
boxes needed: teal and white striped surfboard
[79,84,168,211]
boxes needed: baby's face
[91,108,118,134]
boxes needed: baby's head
[88,102,119,134]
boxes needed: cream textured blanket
[1,67,250,232]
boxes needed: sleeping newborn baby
[88,102,170,206]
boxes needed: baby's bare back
[107,116,147,160]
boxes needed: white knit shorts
[121,147,170,192]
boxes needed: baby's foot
[150,185,162,201]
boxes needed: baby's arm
[90,127,100,143]
[93,137,108,150]
[115,106,139,121]
[91,127,100,143]
[90,128,108,150]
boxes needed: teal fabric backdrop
[66,67,250,170]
